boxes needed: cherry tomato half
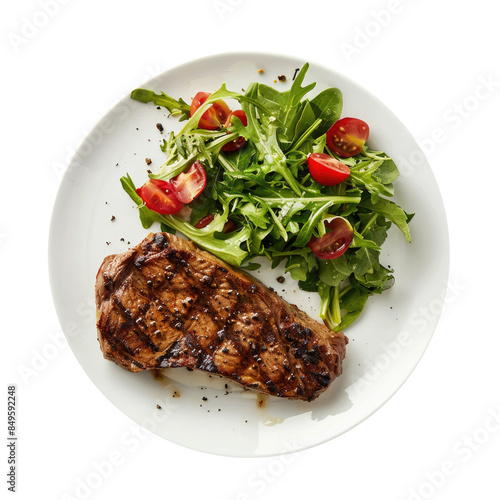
[222,110,248,152]
[326,117,369,158]
[222,220,238,233]
[308,153,350,186]
[136,179,184,215]
[170,161,207,204]
[195,214,215,228]
[194,214,237,233]
[308,217,353,260]
[190,92,231,130]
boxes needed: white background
[2,0,499,499]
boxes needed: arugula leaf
[309,87,343,135]
[359,197,412,242]
[348,159,395,202]
[318,284,342,329]
[285,251,317,282]
[288,101,316,147]
[235,84,305,195]
[131,89,191,121]
[356,264,394,290]
[336,286,369,331]
[372,157,400,184]
[278,63,316,133]
[319,259,349,287]
[152,131,239,181]
[349,246,380,277]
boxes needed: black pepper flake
[120,238,124,241]
[110,215,115,221]
[147,169,152,174]
[157,106,161,110]
[292,68,300,80]
[145,158,152,165]
[106,242,111,246]
[202,396,208,401]
[276,276,285,284]
[156,404,162,409]
[156,123,164,132]
[278,75,286,82]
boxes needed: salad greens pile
[121,64,412,332]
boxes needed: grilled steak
[95,232,347,401]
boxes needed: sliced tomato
[136,179,184,215]
[226,109,247,127]
[222,220,237,233]
[308,153,350,186]
[194,214,237,233]
[308,217,353,259]
[195,214,215,229]
[190,92,231,130]
[170,161,207,204]
[326,117,369,158]
[222,110,248,152]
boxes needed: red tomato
[195,214,215,228]
[136,179,184,215]
[224,109,247,127]
[308,217,353,260]
[308,153,350,186]
[194,214,237,233]
[326,117,369,158]
[190,92,231,130]
[222,110,248,152]
[222,220,237,233]
[170,161,207,204]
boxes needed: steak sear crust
[95,232,347,401]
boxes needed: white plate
[49,52,449,457]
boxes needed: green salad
[121,63,412,332]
